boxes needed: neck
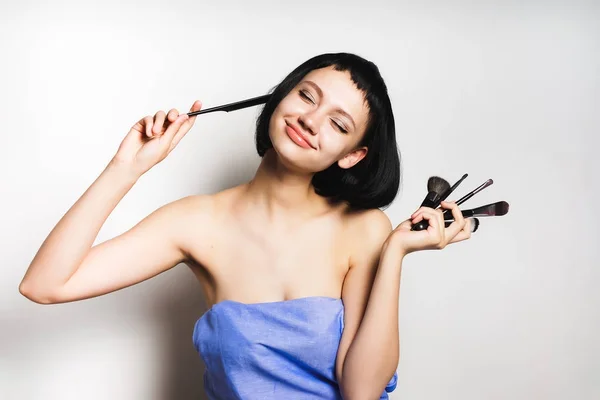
[244,150,332,221]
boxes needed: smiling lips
[285,123,315,150]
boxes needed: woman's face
[268,66,371,173]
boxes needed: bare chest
[186,216,351,307]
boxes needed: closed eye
[332,120,348,134]
[299,90,315,104]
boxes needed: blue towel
[193,296,398,399]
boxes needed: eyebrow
[303,80,357,131]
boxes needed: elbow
[341,383,395,400]
[339,359,399,400]
[19,280,59,304]
[340,387,381,400]
[339,377,379,400]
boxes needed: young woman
[20,53,472,399]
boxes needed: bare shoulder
[166,184,242,224]
[343,208,393,261]
[155,194,215,230]
[346,208,393,242]
[166,186,244,259]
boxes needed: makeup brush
[438,173,469,204]
[443,201,509,220]
[445,217,480,232]
[187,94,271,117]
[411,176,451,231]
[441,178,493,219]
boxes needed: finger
[411,205,430,219]
[417,208,446,246]
[153,111,166,135]
[171,101,202,148]
[444,217,478,229]
[411,210,434,227]
[167,108,180,122]
[445,217,479,232]
[411,208,438,228]
[433,208,445,241]
[442,201,465,225]
[131,118,145,134]
[181,100,202,130]
[189,100,202,117]
[411,211,424,222]
[441,201,465,239]
[417,208,441,230]
[166,101,201,151]
[187,100,203,123]
[449,219,472,243]
[143,116,154,138]
[411,212,424,224]
[396,218,413,231]
[410,206,431,223]
[449,230,470,243]
[169,119,194,152]
[162,113,189,143]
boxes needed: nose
[298,110,321,136]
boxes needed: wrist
[382,235,407,263]
[105,158,143,184]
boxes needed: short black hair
[255,52,401,210]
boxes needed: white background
[1,0,598,399]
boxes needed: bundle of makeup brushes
[411,174,509,232]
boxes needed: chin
[270,139,316,173]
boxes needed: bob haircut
[255,52,401,210]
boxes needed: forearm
[20,160,140,294]
[340,243,404,399]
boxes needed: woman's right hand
[112,100,202,176]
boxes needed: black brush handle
[444,209,476,220]
[411,191,443,231]
[444,201,509,220]
[411,220,430,231]
[444,206,486,221]
[438,173,468,203]
[187,94,271,117]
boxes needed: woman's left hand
[386,201,473,257]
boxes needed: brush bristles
[427,176,450,195]
[472,201,510,217]
[493,201,510,216]
[471,218,480,232]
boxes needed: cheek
[274,95,298,115]
[268,109,282,139]
[318,133,350,158]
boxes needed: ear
[337,147,368,169]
